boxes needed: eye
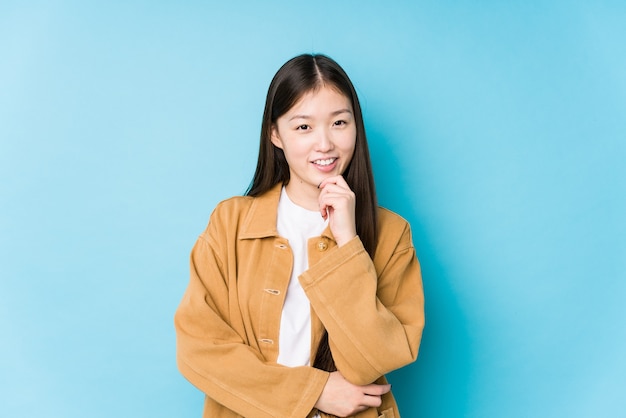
[333,120,347,126]
[296,124,310,131]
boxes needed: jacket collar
[239,183,335,241]
[239,183,282,239]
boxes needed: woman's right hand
[314,371,391,417]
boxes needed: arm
[174,209,328,418]
[300,221,424,386]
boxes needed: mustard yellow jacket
[174,184,424,418]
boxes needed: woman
[175,54,424,418]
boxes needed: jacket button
[317,241,328,251]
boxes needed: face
[271,85,356,207]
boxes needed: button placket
[257,238,291,360]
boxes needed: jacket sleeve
[174,210,329,418]
[299,220,425,386]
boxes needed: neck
[284,181,320,211]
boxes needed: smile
[313,158,337,166]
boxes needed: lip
[311,157,338,173]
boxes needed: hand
[314,371,391,417]
[318,176,357,247]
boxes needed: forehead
[286,85,353,116]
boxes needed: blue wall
[1,1,625,417]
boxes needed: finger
[319,175,350,190]
[318,184,355,200]
[319,185,352,200]
[354,404,372,414]
[319,203,329,220]
[319,181,350,195]
[362,383,392,396]
[319,192,354,210]
[360,394,383,409]
[318,189,352,216]
[319,189,354,199]
[318,199,342,221]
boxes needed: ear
[270,125,284,149]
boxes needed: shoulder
[212,195,256,218]
[377,207,411,231]
[199,195,256,240]
[201,185,282,242]
[376,206,414,254]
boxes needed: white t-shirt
[276,187,328,367]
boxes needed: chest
[230,236,334,362]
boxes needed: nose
[315,128,334,152]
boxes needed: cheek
[280,138,308,162]
[342,129,357,154]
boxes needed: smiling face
[270,85,356,209]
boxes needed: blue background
[1,1,625,417]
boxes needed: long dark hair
[246,54,378,371]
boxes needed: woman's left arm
[299,219,424,386]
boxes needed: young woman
[175,54,424,418]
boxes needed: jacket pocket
[378,408,395,418]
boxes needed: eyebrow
[288,108,353,121]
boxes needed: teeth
[314,158,336,166]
